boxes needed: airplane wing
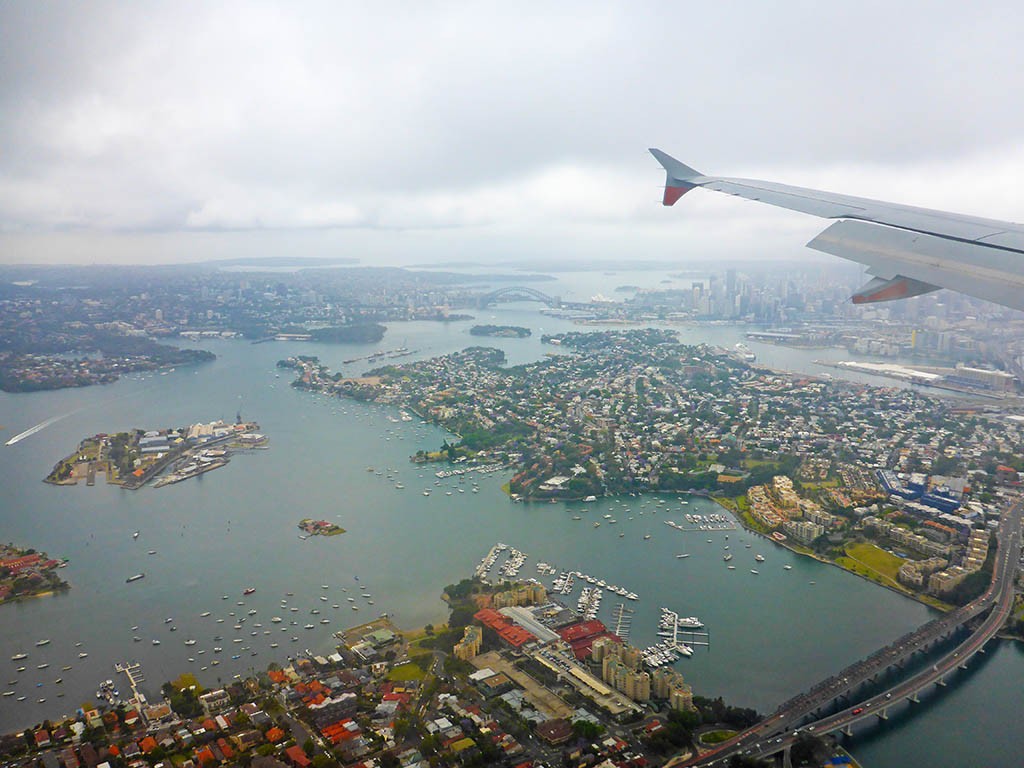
[649,148,1024,311]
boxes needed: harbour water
[0,269,1020,765]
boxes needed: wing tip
[650,149,703,205]
[649,148,702,181]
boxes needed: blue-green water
[0,276,1018,766]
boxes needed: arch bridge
[477,286,561,308]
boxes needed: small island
[298,518,346,537]
[0,544,69,604]
[308,323,386,343]
[469,324,531,338]
[45,418,267,490]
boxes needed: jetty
[114,661,148,709]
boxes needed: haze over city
[4,2,1024,265]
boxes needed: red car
[852,707,864,715]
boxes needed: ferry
[200,611,211,617]
[126,573,145,583]
[10,653,28,661]
[35,639,50,647]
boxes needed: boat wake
[5,411,77,446]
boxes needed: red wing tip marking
[663,186,690,206]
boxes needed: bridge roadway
[681,500,1023,766]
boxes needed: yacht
[755,554,765,562]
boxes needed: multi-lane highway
[681,500,1023,766]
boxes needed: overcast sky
[3,1,1024,267]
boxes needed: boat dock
[114,661,148,707]
[611,603,633,641]
[660,609,710,650]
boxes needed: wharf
[114,661,148,708]
[611,603,633,641]
[659,609,710,652]
[153,458,228,487]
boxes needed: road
[681,499,1023,766]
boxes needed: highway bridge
[477,285,561,308]
[683,500,1023,766]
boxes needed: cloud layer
[3,1,1024,264]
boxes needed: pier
[114,661,148,709]
[611,603,633,641]
[659,608,710,651]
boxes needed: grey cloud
[2,1,1024,263]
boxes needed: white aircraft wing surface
[650,148,1024,310]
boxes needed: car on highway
[852,707,864,715]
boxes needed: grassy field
[802,478,839,490]
[386,662,426,682]
[700,730,738,745]
[844,542,905,581]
